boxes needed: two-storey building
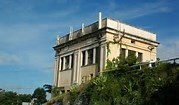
[53,13,159,92]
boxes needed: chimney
[98,12,102,29]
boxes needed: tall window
[71,54,74,68]
[82,51,85,66]
[88,49,93,65]
[128,50,136,57]
[96,47,99,64]
[138,52,143,62]
[61,57,63,70]
[65,55,69,69]
[121,48,126,59]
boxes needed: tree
[0,89,32,105]
[18,94,32,103]
[43,84,52,94]
[0,90,18,105]
[32,88,47,104]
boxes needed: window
[131,39,135,44]
[96,47,99,64]
[121,48,126,59]
[65,55,69,69]
[138,52,143,62]
[71,54,74,68]
[61,57,63,70]
[90,74,93,78]
[128,50,136,57]
[88,49,93,65]
[82,51,85,66]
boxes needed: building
[53,13,159,91]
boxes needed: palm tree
[43,84,52,94]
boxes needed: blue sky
[0,0,179,94]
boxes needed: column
[69,55,72,69]
[63,57,65,70]
[73,54,77,82]
[78,50,82,84]
[73,52,79,84]
[93,48,96,64]
[53,57,57,86]
[136,52,138,58]
[59,57,61,71]
[80,51,83,66]
[57,56,61,87]
[126,50,128,58]
[85,50,88,65]
[99,46,105,74]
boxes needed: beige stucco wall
[80,64,98,82]
[106,32,157,62]
[59,36,98,55]
[106,18,156,41]
[58,70,72,87]
[56,35,101,88]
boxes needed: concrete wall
[81,64,98,82]
[106,32,157,62]
[55,34,101,88]
[106,18,156,41]
[58,70,72,87]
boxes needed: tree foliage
[43,84,52,93]
[47,56,179,105]
[0,89,31,105]
[32,87,47,104]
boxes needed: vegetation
[32,87,47,104]
[43,84,52,94]
[47,55,179,105]
[0,89,31,105]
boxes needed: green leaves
[0,90,31,105]
[32,88,47,104]
[48,56,179,105]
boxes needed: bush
[48,56,179,105]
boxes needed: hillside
[47,57,179,105]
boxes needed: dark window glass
[88,49,93,65]
[121,48,126,59]
[131,40,135,44]
[61,57,63,70]
[138,52,143,62]
[71,54,74,68]
[65,56,69,69]
[91,74,93,78]
[128,50,136,57]
[82,51,85,66]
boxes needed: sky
[0,0,179,94]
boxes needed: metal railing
[101,57,179,74]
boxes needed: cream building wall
[53,16,159,91]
